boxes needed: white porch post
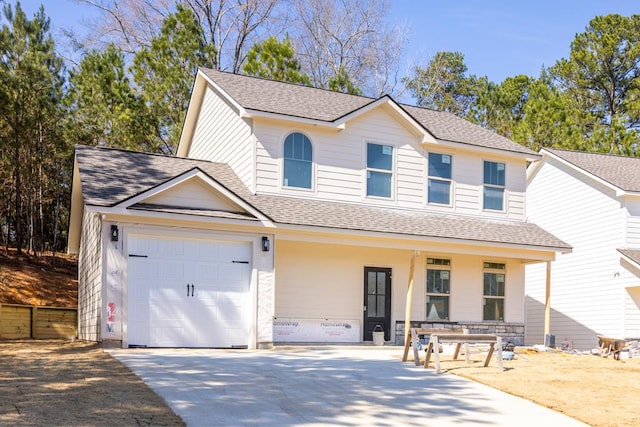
[401,250,419,361]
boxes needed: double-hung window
[428,153,452,205]
[483,262,506,321]
[426,257,450,320]
[283,132,312,189]
[366,143,393,198]
[483,161,505,210]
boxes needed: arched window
[283,132,312,189]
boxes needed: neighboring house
[68,69,570,349]
[525,148,640,350]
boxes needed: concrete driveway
[109,346,586,427]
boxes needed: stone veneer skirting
[395,321,525,346]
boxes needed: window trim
[427,152,453,206]
[426,257,451,321]
[365,141,395,199]
[482,160,506,212]
[282,131,314,191]
[482,261,506,321]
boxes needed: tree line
[1,0,639,257]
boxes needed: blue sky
[12,0,640,84]
[389,1,640,82]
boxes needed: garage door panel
[218,303,244,323]
[150,300,186,322]
[129,237,158,256]
[159,260,184,279]
[184,240,220,260]
[151,326,186,347]
[127,235,251,348]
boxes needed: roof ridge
[200,67,377,101]
[547,147,640,160]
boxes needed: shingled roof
[545,148,640,193]
[199,68,537,157]
[75,145,570,251]
[618,249,640,265]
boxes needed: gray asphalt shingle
[546,148,640,193]
[200,68,537,157]
[618,249,640,265]
[75,145,570,251]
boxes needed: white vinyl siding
[525,159,627,350]
[524,261,546,346]
[77,210,103,342]
[187,86,254,189]
[625,286,640,338]
[275,242,526,334]
[254,108,426,207]
[143,178,243,212]
[252,109,527,218]
[624,199,640,247]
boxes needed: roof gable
[117,169,257,218]
[540,149,640,194]
[189,68,537,158]
[75,145,259,208]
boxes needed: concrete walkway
[109,346,587,427]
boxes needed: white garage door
[126,235,252,348]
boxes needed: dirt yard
[428,347,640,427]
[0,340,184,426]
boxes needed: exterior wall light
[261,236,270,252]
[110,225,119,242]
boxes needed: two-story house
[68,69,570,349]
[525,148,640,350]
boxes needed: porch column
[402,250,419,361]
[544,261,551,339]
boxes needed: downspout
[544,261,551,340]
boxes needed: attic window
[283,132,312,189]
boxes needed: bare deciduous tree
[289,0,407,97]
[76,0,283,71]
[76,0,173,53]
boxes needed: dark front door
[363,267,392,341]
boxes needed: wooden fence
[0,303,77,339]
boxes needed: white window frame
[365,142,394,199]
[426,257,451,321]
[482,261,506,321]
[483,160,506,211]
[282,131,314,191]
[427,152,453,206]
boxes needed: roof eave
[177,70,251,156]
[88,204,276,230]
[271,222,570,258]
[112,167,271,221]
[67,154,84,255]
[428,138,540,161]
[243,108,346,130]
[618,249,640,269]
[333,96,437,143]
